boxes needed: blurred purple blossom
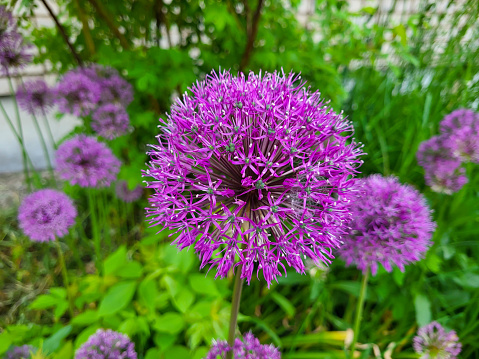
[338,175,435,275]
[413,321,462,359]
[115,180,143,202]
[18,189,77,242]
[144,69,364,286]
[55,135,120,188]
[91,104,130,140]
[16,79,54,115]
[4,345,36,359]
[75,329,137,359]
[205,332,281,359]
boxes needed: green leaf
[71,310,99,326]
[54,301,69,320]
[192,347,210,359]
[138,279,159,312]
[104,246,127,276]
[414,294,431,327]
[154,332,177,351]
[173,287,195,313]
[145,348,162,359]
[29,294,61,309]
[117,260,143,279]
[271,292,295,318]
[43,325,72,354]
[0,332,13,354]
[154,313,185,334]
[52,341,73,359]
[188,274,219,296]
[98,281,137,316]
[164,345,190,359]
[74,324,101,348]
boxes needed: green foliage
[1,0,479,358]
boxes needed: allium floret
[115,180,143,202]
[338,175,435,275]
[17,189,77,242]
[413,321,462,359]
[4,345,36,359]
[55,135,121,188]
[144,69,364,286]
[75,329,137,359]
[54,71,102,117]
[92,104,130,140]
[205,332,281,359]
[16,79,54,115]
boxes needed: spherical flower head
[416,135,451,168]
[0,6,15,40]
[5,345,36,359]
[80,64,133,106]
[16,79,54,115]
[75,329,137,359]
[55,135,121,188]
[115,180,143,202]
[439,109,479,163]
[413,321,462,359]
[338,175,435,275]
[17,189,77,242]
[205,332,281,359]
[424,159,467,194]
[91,104,130,140]
[144,69,364,286]
[0,32,32,74]
[54,71,102,117]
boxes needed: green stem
[31,111,55,178]
[41,110,57,150]
[55,239,74,317]
[88,190,103,275]
[226,264,244,359]
[350,270,369,358]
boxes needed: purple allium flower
[413,321,462,359]
[16,79,54,115]
[416,135,450,168]
[338,175,435,275]
[91,104,130,140]
[75,329,137,359]
[54,71,102,117]
[0,32,32,74]
[55,135,121,188]
[79,64,133,106]
[144,69,364,286]
[4,345,36,359]
[0,6,15,40]
[438,109,479,163]
[17,189,77,242]
[115,180,143,202]
[205,332,281,359]
[424,159,468,195]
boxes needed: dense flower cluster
[417,109,479,194]
[205,332,281,359]
[413,321,462,359]
[16,79,55,115]
[92,104,130,140]
[4,345,36,359]
[54,64,133,138]
[0,6,32,73]
[55,135,121,188]
[75,329,137,359]
[17,189,77,242]
[115,180,143,202]
[144,69,364,285]
[338,175,435,275]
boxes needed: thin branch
[40,0,83,66]
[239,0,264,71]
[75,0,96,56]
[86,0,130,50]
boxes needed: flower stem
[55,239,74,317]
[350,269,369,358]
[88,190,103,275]
[226,264,244,359]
